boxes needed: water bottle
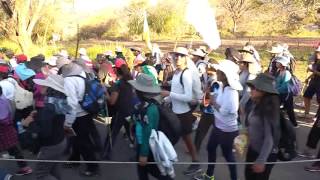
[17,121,26,134]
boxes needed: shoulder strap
[180,68,188,88]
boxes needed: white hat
[45,56,58,66]
[56,57,71,69]
[115,47,123,52]
[275,56,290,67]
[213,60,243,91]
[170,47,189,56]
[267,45,284,54]
[78,48,87,55]
[128,74,161,93]
[33,74,65,94]
[315,46,320,52]
[58,50,69,58]
[104,51,113,56]
[191,49,206,58]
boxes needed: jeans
[36,139,66,180]
[306,117,320,149]
[7,146,27,168]
[245,147,277,180]
[206,127,238,180]
[69,114,99,172]
[194,113,214,152]
[279,93,297,126]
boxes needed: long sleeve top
[213,86,239,132]
[63,71,88,127]
[170,69,193,114]
[275,70,291,94]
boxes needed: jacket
[149,130,178,178]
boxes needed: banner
[143,11,152,51]
[186,0,221,50]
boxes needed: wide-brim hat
[191,49,206,58]
[247,73,279,94]
[213,60,243,91]
[26,56,46,72]
[315,46,320,52]
[33,74,65,94]
[130,47,142,52]
[267,46,283,54]
[275,56,290,67]
[170,47,189,56]
[57,50,69,58]
[78,48,87,55]
[56,57,70,69]
[45,56,58,66]
[225,48,242,62]
[240,53,256,63]
[128,73,161,94]
[239,45,254,54]
[115,47,123,52]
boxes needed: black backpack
[148,100,181,145]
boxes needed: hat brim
[239,49,253,54]
[266,50,282,54]
[247,80,279,94]
[128,80,161,94]
[169,51,189,56]
[213,64,243,91]
[33,79,65,94]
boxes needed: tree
[221,0,254,34]
[0,0,66,53]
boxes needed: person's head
[191,49,205,63]
[216,70,228,85]
[130,47,142,56]
[128,74,161,102]
[247,73,278,101]
[315,47,320,60]
[275,56,289,71]
[171,47,189,70]
[213,60,242,90]
[5,50,14,59]
[267,45,283,57]
[239,53,255,72]
[238,61,249,72]
[33,74,65,97]
[225,48,242,63]
[0,64,10,80]
[116,64,132,81]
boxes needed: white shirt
[0,79,15,101]
[214,86,239,132]
[64,71,88,127]
[170,69,193,114]
[187,59,203,100]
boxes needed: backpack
[71,75,106,115]
[287,75,302,96]
[149,100,181,145]
[7,77,34,110]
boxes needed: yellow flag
[143,11,152,51]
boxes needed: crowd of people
[0,42,319,180]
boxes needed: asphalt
[1,117,320,180]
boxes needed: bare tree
[222,0,253,34]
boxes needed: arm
[255,117,274,163]
[170,70,193,102]
[217,89,239,116]
[64,78,79,127]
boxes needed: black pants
[206,127,238,180]
[137,148,173,180]
[306,117,320,149]
[103,113,132,159]
[194,113,214,152]
[69,114,98,172]
[8,146,27,168]
[279,93,297,127]
[245,147,277,180]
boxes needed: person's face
[133,50,139,56]
[217,70,227,83]
[174,54,187,70]
[192,55,201,62]
[250,86,265,100]
[239,62,248,71]
[276,62,284,69]
[316,52,320,60]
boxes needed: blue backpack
[72,75,106,115]
[287,75,302,96]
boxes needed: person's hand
[64,126,76,136]
[252,163,265,173]
[139,156,148,166]
[21,111,37,127]
[161,90,170,97]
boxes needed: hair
[255,93,280,120]
[116,64,132,81]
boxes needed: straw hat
[170,47,189,56]
[247,73,279,94]
[128,73,161,93]
[315,46,320,52]
[275,56,290,67]
[33,74,65,94]
[267,45,284,54]
[240,53,256,63]
[213,60,243,91]
[191,49,206,58]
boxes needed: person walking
[244,73,281,180]
[194,60,242,180]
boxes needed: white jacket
[149,130,178,178]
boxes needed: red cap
[15,54,28,64]
[0,65,9,73]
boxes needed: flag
[143,11,152,50]
[186,0,221,50]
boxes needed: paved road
[1,116,319,180]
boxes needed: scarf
[46,97,72,115]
